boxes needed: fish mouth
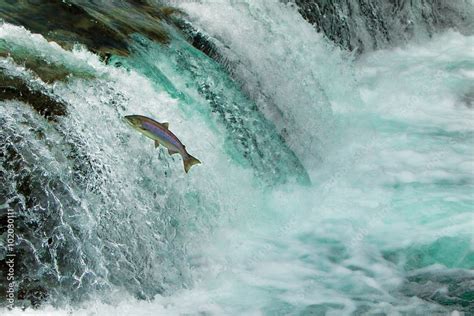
[123,116,136,127]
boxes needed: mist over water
[1,1,473,315]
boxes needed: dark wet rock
[0,71,67,120]
[17,282,49,309]
[0,0,130,56]
[0,81,177,307]
[0,47,95,83]
[0,20,97,84]
[0,117,108,308]
[0,131,60,308]
[384,238,473,313]
[0,0,177,57]
[400,268,474,312]
[294,0,474,53]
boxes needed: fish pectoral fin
[154,140,160,148]
[162,122,169,129]
[168,148,179,155]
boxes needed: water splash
[1,1,473,315]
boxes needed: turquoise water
[1,1,473,315]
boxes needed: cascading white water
[1,22,265,305]
[174,1,355,168]
[1,1,473,315]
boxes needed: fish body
[124,115,200,173]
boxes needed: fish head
[124,115,145,130]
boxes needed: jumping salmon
[124,115,201,173]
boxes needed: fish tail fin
[183,154,201,173]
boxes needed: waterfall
[1,1,473,314]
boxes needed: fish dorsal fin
[168,148,179,155]
[154,140,160,148]
[162,122,169,129]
